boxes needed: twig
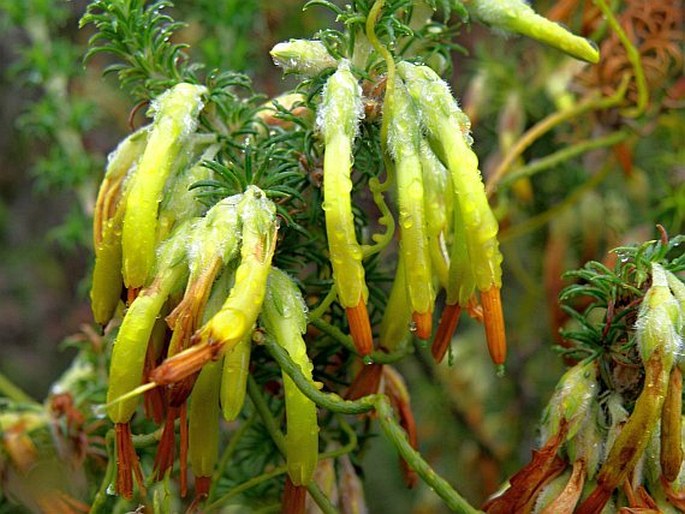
[264,338,482,513]
[500,130,630,189]
[0,371,37,404]
[500,163,612,243]
[593,0,649,117]
[486,77,629,196]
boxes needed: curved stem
[361,0,397,256]
[309,317,414,364]
[0,371,37,404]
[308,287,338,322]
[486,76,629,196]
[90,430,116,514]
[593,0,648,118]
[500,163,612,243]
[500,130,630,189]
[205,416,357,511]
[207,412,257,502]
[246,377,339,514]
[264,338,481,513]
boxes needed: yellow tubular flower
[122,83,207,288]
[397,61,505,365]
[261,268,319,486]
[385,78,435,339]
[151,186,278,385]
[91,127,149,325]
[318,61,373,355]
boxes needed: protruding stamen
[180,403,189,498]
[114,422,145,500]
[345,300,374,356]
[153,406,179,480]
[480,286,507,366]
[432,303,461,363]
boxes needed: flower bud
[466,0,599,63]
[271,39,338,77]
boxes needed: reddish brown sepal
[282,476,307,514]
[432,303,461,363]
[482,421,568,513]
[345,363,383,400]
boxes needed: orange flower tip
[283,477,307,514]
[345,300,374,357]
[195,476,211,498]
[411,311,433,340]
[480,286,507,366]
[432,303,461,363]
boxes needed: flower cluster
[483,238,685,513]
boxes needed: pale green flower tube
[386,78,435,338]
[188,360,221,478]
[107,222,191,423]
[122,82,207,288]
[91,127,149,325]
[318,61,374,355]
[260,268,319,486]
[467,0,599,63]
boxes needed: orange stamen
[345,299,374,356]
[115,422,144,500]
[143,343,167,424]
[346,362,383,400]
[411,310,433,340]
[480,286,507,366]
[432,303,461,363]
[180,403,189,498]
[153,406,179,480]
[282,476,307,514]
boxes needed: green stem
[375,398,482,513]
[309,317,414,364]
[500,164,612,243]
[90,430,116,514]
[246,376,339,514]
[207,413,257,502]
[265,338,378,415]
[362,0,397,257]
[593,0,648,117]
[500,130,630,189]
[264,338,481,513]
[486,75,629,196]
[0,371,37,404]
[308,287,339,321]
[205,417,357,511]
[362,174,396,257]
